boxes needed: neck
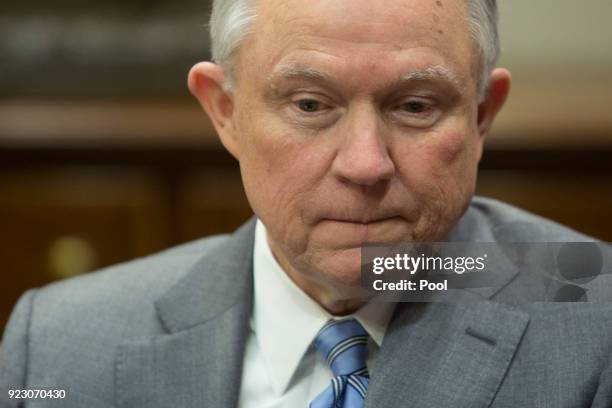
[285,270,366,315]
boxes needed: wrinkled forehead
[239,0,476,90]
[253,0,470,39]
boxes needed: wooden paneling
[476,171,612,241]
[176,170,252,241]
[0,163,256,332]
[0,168,172,331]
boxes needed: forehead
[239,0,475,89]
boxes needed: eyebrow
[399,65,464,91]
[267,63,464,92]
[268,63,329,82]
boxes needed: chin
[313,247,364,289]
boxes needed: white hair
[467,0,500,99]
[209,0,499,99]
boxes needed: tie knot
[313,319,369,377]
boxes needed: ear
[188,62,240,159]
[477,68,511,138]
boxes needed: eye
[296,98,324,113]
[401,101,429,114]
[286,95,339,129]
[390,95,440,124]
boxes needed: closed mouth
[324,216,401,225]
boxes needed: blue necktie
[309,319,370,408]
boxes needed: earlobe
[477,68,511,138]
[187,62,240,159]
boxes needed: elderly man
[1,0,612,407]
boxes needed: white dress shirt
[237,219,396,408]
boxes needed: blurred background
[1,0,611,331]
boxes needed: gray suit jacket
[1,197,612,407]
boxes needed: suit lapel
[115,219,256,408]
[365,301,529,408]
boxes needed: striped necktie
[309,319,370,408]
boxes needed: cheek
[395,129,480,207]
[429,105,481,167]
[426,130,481,213]
[436,130,469,165]
[237,124,333,221]
[422,128,482,180]
[396,130,472,175]
[240,138,298,209]
[395,130,480,240]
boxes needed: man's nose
[331,106,395,186]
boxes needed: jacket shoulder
[0,233,233,403]
[33,233,231,329]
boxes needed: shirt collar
[252,219,395,395]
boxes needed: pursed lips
[322,215,403,225]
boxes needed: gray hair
[209,0,499,99]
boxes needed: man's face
[228,0,484,291]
